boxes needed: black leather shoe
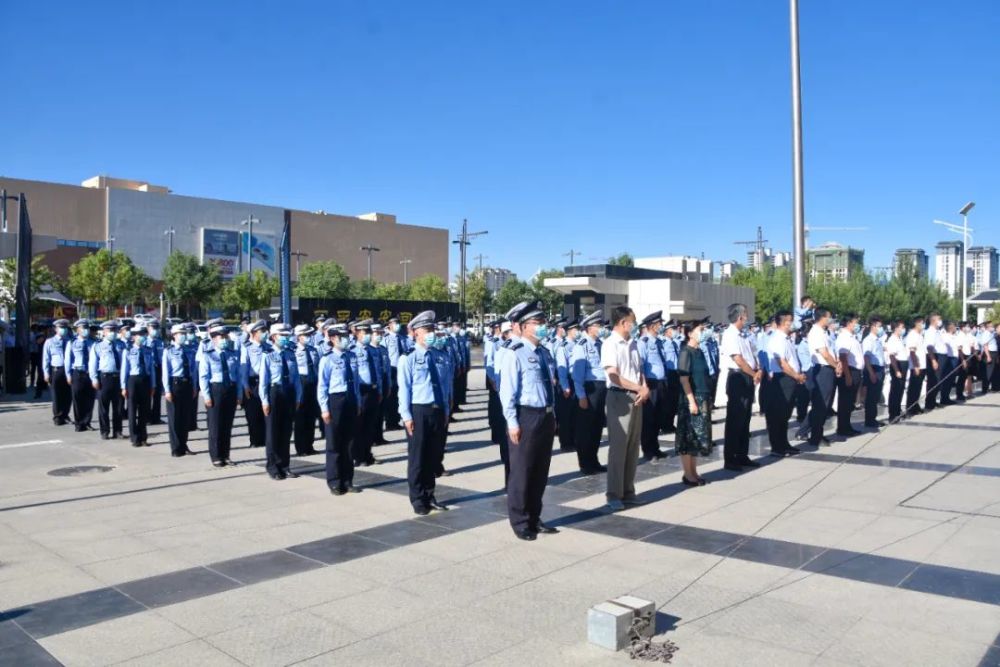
[212,460,225,467]
[346,485,362,493]
[429,501,449,511]
[682,475,700,486]
[738,459,760,468]
[101,434,111,440]
[723,463,743,472]
[283,468,299,478]
[222,458,233,465]
[438,468,451,477]
[535,521,559,534]
[820,437,832,446]
[414,505,431,516]
[514,530,537,541]
[171,451,186,458]
[113,432,123,439]
[183,448,196,455]
[131,441,142,447]
[270,471,286,480]
[330,487,346,496]
[770,449,794,458]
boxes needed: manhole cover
[48,465,116,477]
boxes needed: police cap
[579,310,604,330]
[409,310,436,331]
[641,310,663,328]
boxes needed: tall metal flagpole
[790,0,807,309]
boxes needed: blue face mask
[278,336,292,348]
[433,337,447,350]
[424,333,437,347]
[598,328,610,339]
[628,324,638,339]
[698,329,713,344]
[57,327,68,337]
[361,334,371,346]
[534,324,550,340]
[335,337,348,351]
[137,336,147,346]
[150,330,160,339]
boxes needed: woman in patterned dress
[676,318,715,486]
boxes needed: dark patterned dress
[675,344,714,456]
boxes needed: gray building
[894,248,929,278]
[481,267,516,295]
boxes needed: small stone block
[612,595,655,640]
[588,602,635,651]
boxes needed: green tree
[373,282,412,301]
[220,269,279,316]
[407,274,451,302]
[67,249,152,310]
[492,278,534,315]
[294,260,350,299]
[0,255,60,312]
[348,278,378,299]
[530,268,565,317]
[607,252,634,267]
[161,251,222,318]
[731,266,793,322]
[465,273,490,323]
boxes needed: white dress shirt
[808,325,833,367]
[836,330,864,370]
[861,333,885,367]
[885,334,907,364]
[600,330,643,389]
[905,330,926,368]
[720,324,758,372]
[767,330,799,375]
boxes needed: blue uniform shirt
[89,338,124,380]
[198,345,240,395]
[259,347,303,406]
[353,342,381,390]
[239,340,269,388]
[397,345,450,422]
[555,338,574,388]
[43,335,71,378]
[65,336,94,372]
[146,337,165,368]
[317,348,361,411]
[570,336,605,399]
[120,345,155,384]
[162,344,197,393]
[295,344,321,385]
[498,339,555,429]
[639,335,667,380]
[661,335,680,371]
[493,337,517,390]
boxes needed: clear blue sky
[2,1,997,281]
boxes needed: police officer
[383,316,407,431]
[372,323,393,445]
[570,311,608,475]
[488,321,514,467]
[65,319,96,432]
[554,318,579,452]
[310,315,328,349]
[398,310,451,515]
[432,322,455,475]
[200,324,240,467]
[498,301,558,541]
[318,323,362,495]
[146,320,166,424]
[89,321,125,440]
[293,323,321,456]
[120,325,155,447]
[260,323,303,480]
[183,323,201,432]
[450,321,471,408]
[638,311,669,461]
[764,311,804,457]
[661,321,682,432]
[163,324,197,457]
[806,308,841,448]
[239,320,269,448]
[43,319,73,425]
[350,319,383,467]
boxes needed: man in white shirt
[600,305,649,511]
[923,313,944,411]
[861,315,886,428]
[764,311,805,457]
[939,320,960,405]
[720,303,761,471]
[981,322,998,393]
[905,317,927,416]
[957,322,976,400]
[885,320,909,421]
[808,308,842,447]
[836,314,864,437]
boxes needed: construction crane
[562,249,582,266]
[734,226,769,268]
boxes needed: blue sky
[2,1,997,281]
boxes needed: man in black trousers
[807,308,841,447]
[720,303,761,472]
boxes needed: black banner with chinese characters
[297,298,460,327]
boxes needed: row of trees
[730,262,965,323]
[293,260,450,302]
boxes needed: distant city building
[807,242,864,282]
[718,260,742,282]
[635,256,713,283]
[480,267,516,295]
[967,246,999,294]
[746,247,791,270]
[935,240,965,298]
[894,248,929,278]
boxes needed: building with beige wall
[0,175,449,283]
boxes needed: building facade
[807,243,864,282]
[635,256,713,282]
[480,267,516,295]
[935,240,965,298]
[967,246,998,295]
[894,248,929,278]
[0,175,449,284]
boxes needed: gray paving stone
[116,566,240,608]
[208,549,322,585]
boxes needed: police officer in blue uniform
[638,311,670,461]
[498,301,558,541]
[570,311,608,475]
[554,318,579,452]
[398,310,451,515]
[183,322,201,432]
[200,324,240,467]
[163,324,198,457]
[372,323,393,445]
[89,321,126,440]
[293,323,321,456]
[310,315,328,349]
[66,319,96,431]
[432,323,455,475]
[239,320,270,448]
[43,319,73,425]
[488,321,514,465]
[660,321,682,432]
[120,325,155,447]
[350,319,383,467]
[383,316,407,431]
[318,323,362,495]
[260,323,303,480]
[146,320,166,424]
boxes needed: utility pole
[789,0,807,309]
[164,226,176,256]
[240,213,261,275]
[562,249,581,266]
[107,236,115,253]
[452,218,488,316]
[473,253,488,274]
[360,245,380,281]
[400,258,412,284]
[290,251,308,279]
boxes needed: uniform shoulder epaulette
[501,340,512,348]
[511,342,524,351]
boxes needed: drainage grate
[47,465,116,477]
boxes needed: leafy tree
[492,278,535,315]
[161,251,222,318]
[220,269,278,316]
[294,260,350,299]
[407,273,451,302]
[530,268,565,317]
[607,252,634,267]
[0,255,60,312]
[67,249,152,310]
[465,273,490,322]
[348,278,378,299]
[373,282,412,301]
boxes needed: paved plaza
[1,365,999,666]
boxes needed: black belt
[328,391,347,396]
[360,384,374,393]
[247,376,259,385]
[517,405,553,414]
[413,402,442,410]
[100,372,119,377]
[173,377,191,383]
[608,386,637,396]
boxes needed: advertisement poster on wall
[240,231,277,275]
[200,228,240,279]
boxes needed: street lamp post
[400,258,412,284]
[360,245,380,281]
[240,214,261,275]
[164,226,176,256]
[452,218,488,316]
[290,251,308,279]
[934,200,976,321]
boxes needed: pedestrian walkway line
[0,440,63,450]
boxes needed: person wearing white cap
[65,319,96,431]
[163,324,198,457]
[239,320,271,448]
[259,323,303,480]
[200,324,240,466]
[120,326,155,447]
[89,321,126,440]
[43,319,73,425]
[145,319,166,425]
[293,324,321,456]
